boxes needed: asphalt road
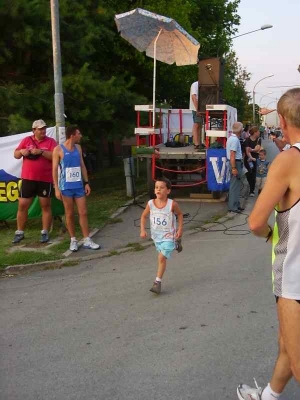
[1,139,299,400]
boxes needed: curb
[4,241,154,276]
[4,194,247,276]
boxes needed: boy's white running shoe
[237,378,263,400]
[83,237,100,250]
[69,239,78,252]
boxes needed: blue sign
[207,148,230,191]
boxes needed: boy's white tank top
[149,199,176,242]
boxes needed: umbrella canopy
[115,8,200,128]
[115,8,200,66]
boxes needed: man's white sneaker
[70,239,78,252]
[83,238,100,250]
[237,379,263,400]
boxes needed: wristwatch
[265,225,273,242]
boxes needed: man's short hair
[259,149,266,155]
[232,122,243,134]
[277,88,300,129]
[66,125,79,139]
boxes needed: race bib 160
[66,167,81,182]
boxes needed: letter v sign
[209,157,228,184]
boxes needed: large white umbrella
[115,8,200,127]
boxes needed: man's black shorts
[19,179,54,198]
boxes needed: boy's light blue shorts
[154,241,175,259]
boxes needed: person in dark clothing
[244,126,261,196]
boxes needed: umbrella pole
[152,29,162,131]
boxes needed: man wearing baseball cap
[13,119,57,244]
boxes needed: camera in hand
[25,153,40,160]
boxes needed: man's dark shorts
[192,110,202,124]
[19,179,53,198]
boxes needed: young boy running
[140,177,183,295]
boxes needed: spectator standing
[226,122,244,213]
[52,126,100,252]
[244,126,262,196]
[189,81,201,149]
[12,120,57,244]
[241,124,250,141]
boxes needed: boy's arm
[173,201,183,238]
[140,204,150,238]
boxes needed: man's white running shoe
[83,237,100,250]
[69,239,78,252]
[237,379,263,400]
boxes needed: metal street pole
[259,92,273,125]
[252,74,274,124]
[259,92,273,106]
[217,24,273,57]
[264,100,277,126]
[50,0,65,143]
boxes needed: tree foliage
[0,0,250,143]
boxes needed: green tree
[222,51,251,121]
[0,0,250,149]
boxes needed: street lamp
[259,92,273,106]
[252,74,274,124]
[264,100,277,126]
[217,24,273,57]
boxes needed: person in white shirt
[189,81,201,149]
[226,122,244,213]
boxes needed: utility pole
[50,0,65,143]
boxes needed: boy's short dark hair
[155,177,172,189]
[259,149,266,155]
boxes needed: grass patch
[210,213,227,222]
[0,163,147,269]
[109,250,119,256]
[125,242,146,252]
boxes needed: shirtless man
[237,88,300,399]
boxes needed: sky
[232,0,300,125]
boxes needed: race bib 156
[152,213,172,231]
